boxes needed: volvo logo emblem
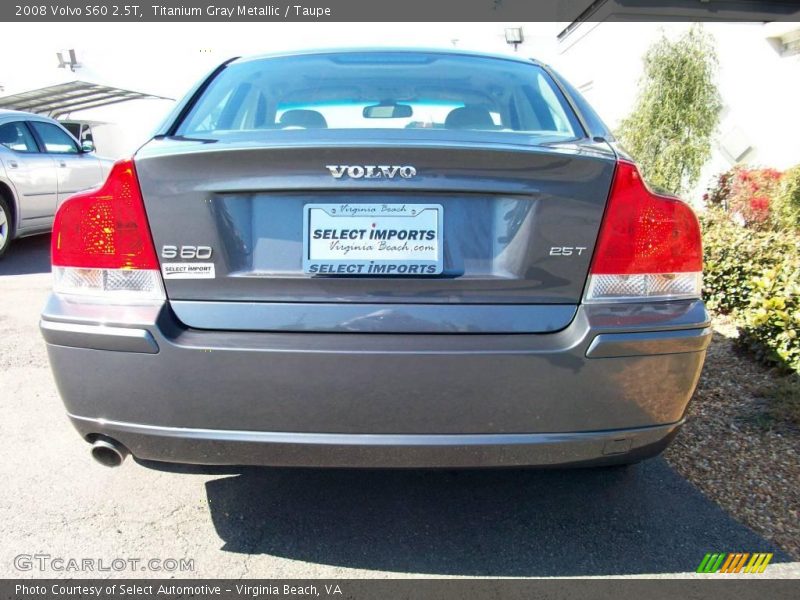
[326,165,417,179]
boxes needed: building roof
[0,81,172,118]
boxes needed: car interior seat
[279,110,328,129]
[444,106,496,130]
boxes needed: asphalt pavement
[0,234,796,578]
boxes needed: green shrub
[702,209,800,374]
[739,259,800,373]
[773,165,800,231]
[701,209,789,314]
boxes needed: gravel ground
[664,317,800,559]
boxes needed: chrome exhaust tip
[90,438,129,467]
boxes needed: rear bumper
[69,415,682,468]
[42,295,710,468]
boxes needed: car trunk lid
[135,136,616,333]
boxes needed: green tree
[618,26,722,196]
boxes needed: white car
[0,109,112,257]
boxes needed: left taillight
[51,158,165,303]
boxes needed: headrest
[444,106,495,130]
[279,109,328,129]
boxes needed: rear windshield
[176,52,582,141]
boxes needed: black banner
[2,579,800,600]
[3,0,800,22]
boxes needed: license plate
[303,203,443,275]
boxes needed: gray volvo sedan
[40,49,709,469]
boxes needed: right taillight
[584,160,702,303]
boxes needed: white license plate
[303,203,443,275]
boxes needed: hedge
[702,210,792,314]
[739,259,800,373]
[702,166,800,374]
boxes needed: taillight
[584,160,702,303]
[51,159,165,303]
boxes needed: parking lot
[1,234,797,578]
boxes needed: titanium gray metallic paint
[67,417,683,468]
[133,137,616,334]
[41,49,710,468]
[43,292,709,465]
[167,301,578,333]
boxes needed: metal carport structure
[0,81,172,118]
